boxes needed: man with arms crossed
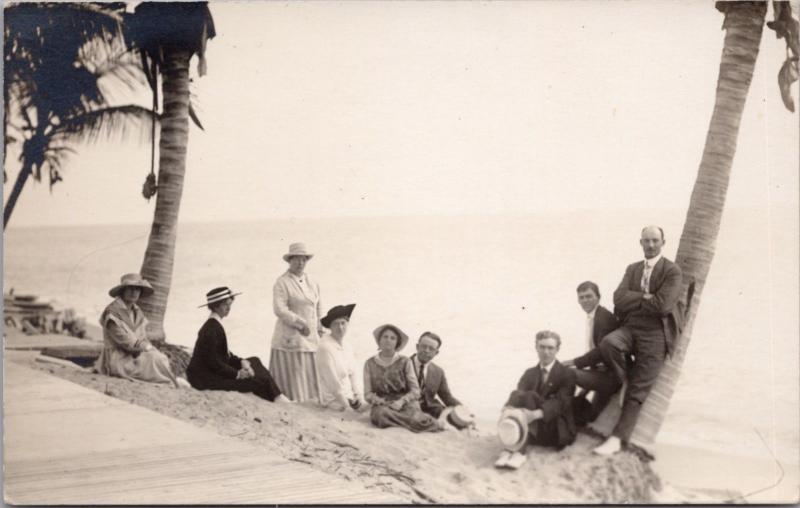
[593,226,683,455]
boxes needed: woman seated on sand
[363,324,442,433]
[317,304,366,411]
[95,273,178,386]
[187,287,291,403]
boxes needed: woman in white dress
[317,304,365,411]
[270,243,323,402]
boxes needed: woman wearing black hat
[187,287,291,403]
[363,324,442,432]
[317,304,365,411]
[95,273,178,386]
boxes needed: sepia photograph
[3,0,799,504]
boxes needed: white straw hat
[498,408,529,451]
[109,273,154,298]
[282,243,314,262]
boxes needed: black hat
[320,304,356,328]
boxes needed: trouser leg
[574,368,620,422]
[421,400,445,418]
[598,327,634,385]
[612,327,666,441]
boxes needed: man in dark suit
[593,226,683,455]
[410,332,462,420]
[495,330,577,469]
[563,281,621,425]
[187,287,291,403]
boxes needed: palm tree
[592,1,797,455]
[124,2,215,344]
[3,2,153,229]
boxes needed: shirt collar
[287,270,306,282]
[210,312,223,323]
[644,253,663,268]
[586,306,598,319]
[539,359,556,372]
[412,354,426,372]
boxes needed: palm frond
[188,102,204,131]
[51,105,158,147]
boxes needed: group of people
[94,242,475,434]
[95,226,683,468]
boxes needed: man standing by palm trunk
[593,226,683,456]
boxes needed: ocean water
[4,210,798,464]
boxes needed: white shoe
[506,451,528,470]
[593,436,622,456]
[275,394,294,404]
[494,450,512,468]
[175,377,191,389]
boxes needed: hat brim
[320,304,356,329]
[447,405,475,429]
[198,292,242,308]
[283,253,314,262]
[373,324,409,351]
[498,409,528,451]
[109,283,154,298]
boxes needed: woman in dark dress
[187,287,290,403]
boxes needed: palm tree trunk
[138,46,192,343]
[3,160,33,231]
[3,159,33,229]
[629,1,768,452]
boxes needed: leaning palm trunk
[3,159,33,228]
[591,1,768,454]
[138,47,193,343]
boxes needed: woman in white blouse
[270,243,323,402]
[317,304,365,411]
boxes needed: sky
[3,0,798,227]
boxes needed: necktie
[537,368,548,393]
[641,263,652,293]
[418,363,426,391]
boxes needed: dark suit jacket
[572,305,619,369]
[613,257,683,356]
[410,354,461,415]
[506,360,577,448]
[186,318,243,387]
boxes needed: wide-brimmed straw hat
[109,273,154,298]
[440,405,476,430]
[497,408,529,452]
[373,324,409,351]
[321,304,356,329]
[198,286,242,308]
[283,243,314,262]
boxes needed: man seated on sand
[495,330,577,470]
[410,332,474,430]
[562,281,621,425]
[187,287,291,403]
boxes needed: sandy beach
[6,342,661,504]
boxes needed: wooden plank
[3,363,401,505]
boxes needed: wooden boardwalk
[3,362,402,504]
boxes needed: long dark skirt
[188,357,282,402]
